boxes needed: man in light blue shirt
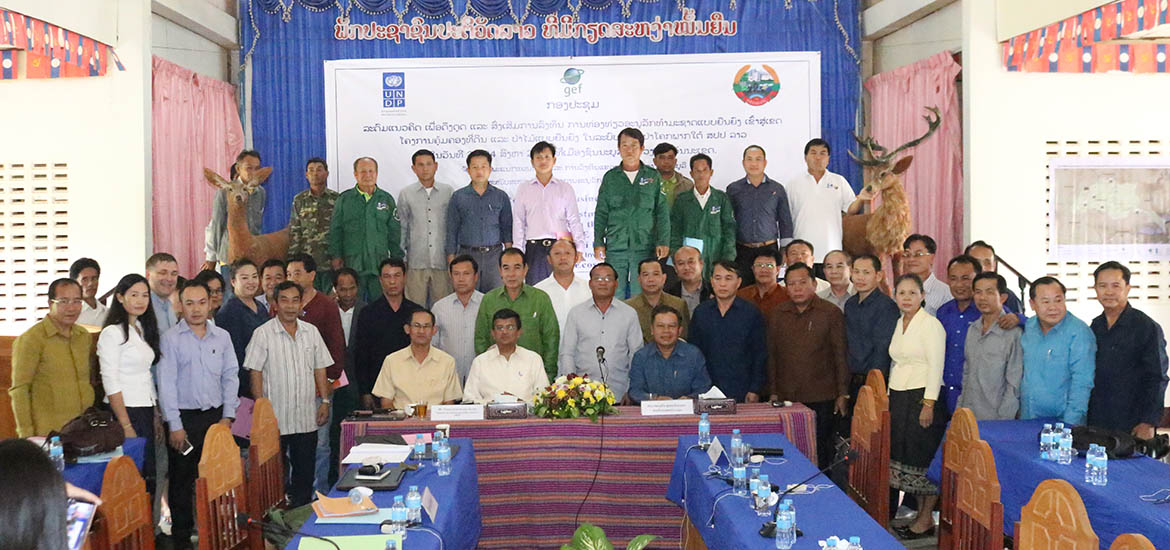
[147,252,179,335]
[1020,276,1096,425]
[559,263,643,402]
[628,304,711,403]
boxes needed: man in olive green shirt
[626,258,691,343]
[670,153,737,280]
[289,157,339,293]
[328,157,404,301]
[473,248,560,380]
[594,128,671,299]
[653,142,694,209]
[10,279,95,437]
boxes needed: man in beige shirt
[372,309,463,409]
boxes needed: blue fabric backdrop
[241,0,861,233]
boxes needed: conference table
[289,437,482,550]
[927,419,1170,550]
[340,403,816,549]
[62,437,146,495]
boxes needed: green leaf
[569,523,613,550]
[626,534,658,550]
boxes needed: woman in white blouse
[98,273,162,493]
[886,274,946,539]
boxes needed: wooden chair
[846,385,890,527]
[88,456,154,550]
[1014,479,1098,550]
[864,368,888,412]
[1110,534,1155,550]
[246,398,284,550]
[940,408,982,550]
[196,424,250,550]
[952,440,1003,550]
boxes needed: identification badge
[638,177,651,186]
[710,205,721,214]
[376,201,389,211]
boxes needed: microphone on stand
[758,449,858,539]
[595,346,607,384]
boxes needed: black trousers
[167,407,223,540]
[281,431,318,507]
[735,242,780,287]
[524,239,556,285]
[125,406,157,495]
[805,399,837,469]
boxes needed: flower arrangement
[533,374,618,422]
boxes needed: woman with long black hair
[98,273,162,493]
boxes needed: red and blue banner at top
[1003,0,1169,73]
[0,8,125,80]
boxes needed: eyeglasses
[409,323,434,329]
[753,262,776,269]
[209,288,224,296]
[903,251,932,258]
[50,298,84,306]
[493,325,519,332]
[591,276,615,282]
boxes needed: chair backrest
[246,398,284,550]
[1015,479,1099,550]
[846,385,890,527]
[91,456,154,550]
[953,440,1003,550]
[1110,534,1155,550]
[864,369,888,411]
[196,424,249,550]
[940,407,982,549]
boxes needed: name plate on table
[695,398,736,415]
[430,404,486,421]
[640,399,695,416]
[486,402,528,419]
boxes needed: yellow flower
[556,389,567,399]
[607,395,615,405]
[572,377,584,386]
[582,390,592,399]
[568,398,576,407]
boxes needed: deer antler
[848,106,942,166]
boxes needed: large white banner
[324,52,820,259]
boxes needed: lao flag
[1,10,14,48]
[1,50,15,80]
[110,47,124,71]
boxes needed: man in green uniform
[670,153,737,280]
[653,142,694,209]
[289,157,339,293]
[328,157,404,301]
[473,248,560,380]
[594,127,671,299]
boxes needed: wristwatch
[321,398,331,404]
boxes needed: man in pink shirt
[512,141,587,284]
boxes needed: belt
[737,239,777,248]
[526,238,557,247]
[460,244,502,253]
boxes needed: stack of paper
[311,492,378,518]
[340,443,412,465]
[75,446,125,464]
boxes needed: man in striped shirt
[244,281,334,507]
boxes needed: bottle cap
[759,474,769,482]
[732,428,740,434]
[394,495,404,502]
[700,413,708,419]
[410,485,418,491]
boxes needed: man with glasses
[736,249,788,315]
[902,234,950,315]
[688,261,767,403]
[628,305,712,404]
[463,309,549,404]
[473,248,560,381]
[353,258,420,410]
[559,263,643,403]
[372,309,462,410]
[9,278,95,437]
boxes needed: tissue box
[695,398,736,415]
[486,402,528,419]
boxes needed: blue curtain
[241,0,861,232]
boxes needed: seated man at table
[559,262,643,403]
[372,308,463,410]
[1020,276,1096,425]
[628,305,712,404]
[463,308,550,404]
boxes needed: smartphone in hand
[180,438,195,456]
[66,499,96,550]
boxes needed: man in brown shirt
[767,262,848,467]
[736,249,789,315]
[626,258,690,343]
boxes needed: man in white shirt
[512,142,587,284]
[902,234,950,315]
[463,308,550,404]
[534,239,591,337]
[244,281,333,508]
[786,139,871,277]
[72,258,108,327]
[816,249,856,311]
[432,255,483,383]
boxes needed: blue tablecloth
[666,434,903,550]
[289,437,481,550]
[927,419,1170,550]
[62,437,147,495]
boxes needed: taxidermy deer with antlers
[841,107,942,259]
[203,167,290,266]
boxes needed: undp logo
[382,72,406,109]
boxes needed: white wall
[872,1,961,74]
[0,0,152,335]
[962,0,1170,329]
[152,13,231,82]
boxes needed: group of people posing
[7,127,1168,546]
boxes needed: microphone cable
[573,348,609,528]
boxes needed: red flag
[1131,42,1157,72]
[25,51,50,78]
[1094,43,1120,72]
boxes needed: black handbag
[1070,425,1136,459]
[51,407,126,461]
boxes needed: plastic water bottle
[755,474,772,517]
[436,441,452,476]
[698,413,711,447]
[732,464,748,496]
[783,498,796,519]
[1086,445,1108,486]
[730,429,744,465]
[750,467,761,487]
[413,435,427,468]
[827,536,841,548]
[849,536,862,550]
[387,495,408,538]
[384,539,398,550]
[1057,429,1074,465]
[48,436,65,472]
[1040,423,1054,460]
[405,485,422,524]
[774,503,795,549]
[433,431,446,452]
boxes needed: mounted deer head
[203,166,273,209]
[849,106,941,191]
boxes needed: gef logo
[382,72,405,108]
